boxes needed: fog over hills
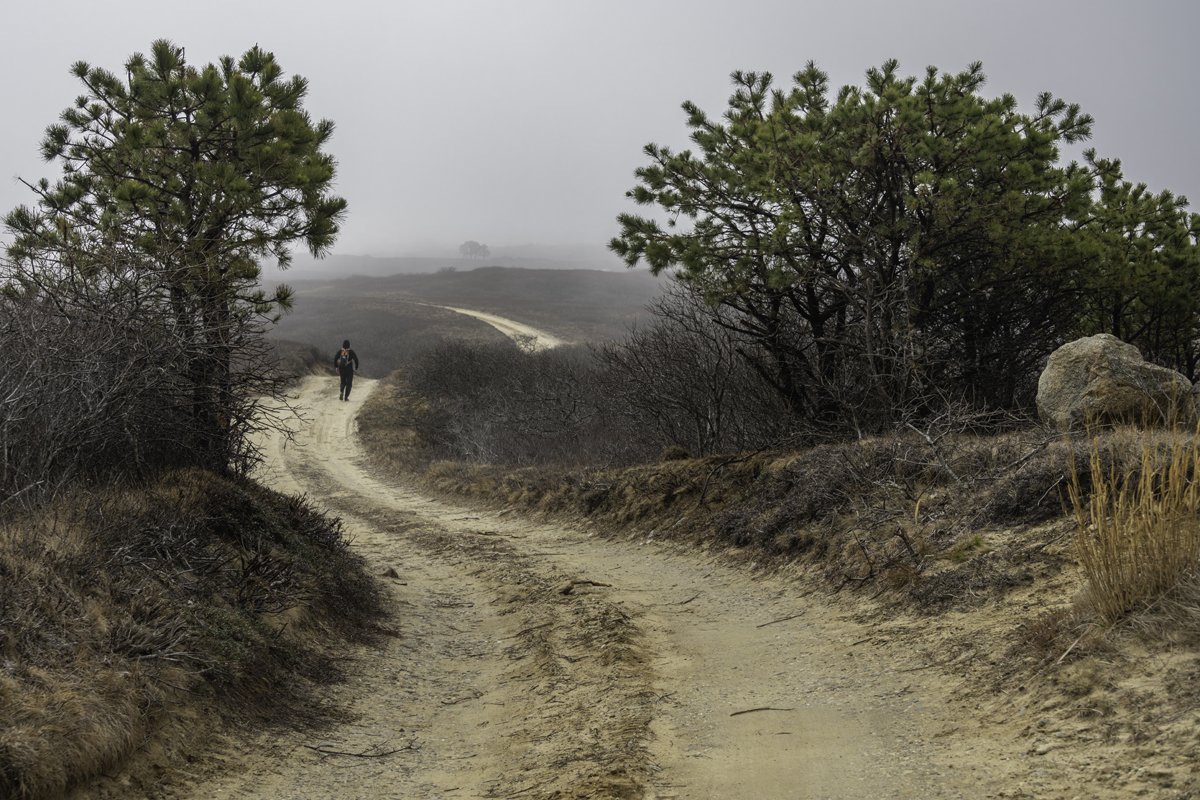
[268,243,627,280]
[267,265,667,377]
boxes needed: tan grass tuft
[1069,431,1200,623]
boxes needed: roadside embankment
[359,371,1076,608]
[0,469,384,800]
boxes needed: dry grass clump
[1006,604,1117,671]
[1148,572,1200,640]
[368,364,1200,613]
[402,429,1078,606]
[356,377,431,474]
[0,469,383,800]
[1069,430,1200,623]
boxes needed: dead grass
[1069,429,1200,623]
[356,378,430,474]
[362,372,1200,619]
[400,432,1078,608]
[1007,604,1115,668]
[0,469,384,800]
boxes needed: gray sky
[2,0,1197,258]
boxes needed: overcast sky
[1,0,1197,259]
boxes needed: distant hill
[274,244,628,280]
[269,296,512,379]
[267,267,667,378]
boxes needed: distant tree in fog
[459,240,491,258]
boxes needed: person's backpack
[336,348,351,370]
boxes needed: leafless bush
[406,339,627,465]
[1,287,184,508]
[0,251,291,512]
[401,286,803,467]
[399,280,1047,471]
[595,286,793,456]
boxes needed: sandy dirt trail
[164,374,1060,800]
[429,305,566,350]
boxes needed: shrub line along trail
[171,369,1067,800]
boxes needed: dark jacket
[334,348,359,375]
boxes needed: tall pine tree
[6,40,347,470]
[612,61,1200,427]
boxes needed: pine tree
[612,61,1200,426]
[5,40,347,470]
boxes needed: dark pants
[339,370,354,400]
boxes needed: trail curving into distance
[427,305,566,350]
[157,377,1058,799]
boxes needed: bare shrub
[595,286,793,456]
[398,286,803,468]
[266,339,326,385]
[0,252,292,512]
[394,284,1055,480]
[0,284,189,508]
[405,339,626,465]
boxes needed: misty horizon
[3,0,1198,264]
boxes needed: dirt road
[173,376,1064,799]
[429,305,566,350]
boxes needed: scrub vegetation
[353,61,1200,794]
[0,471,382,800]
[0,41,381,798]
[362,60,1200,625]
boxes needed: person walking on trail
[334,339,359,401]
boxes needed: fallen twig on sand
[1056,632,1089,665]
[432,600,475,608]
[730,707,795,717]
[303,739,417,758]
[649,592,701,608]
[441,691,483,706]
[755,612,804,628]
[557,579,613,595]
[508,778,551,797]
[896,648,976,673]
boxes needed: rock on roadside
[1037,333,1195,431]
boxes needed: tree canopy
[459,240,491,258]
[5,40,347,470]
[611,61,1200,429]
